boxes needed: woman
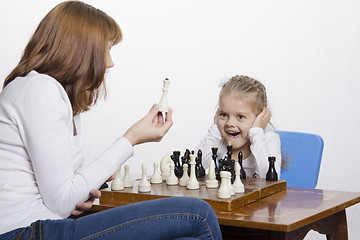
[0,1,222,239]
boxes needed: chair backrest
[276,131,324,188]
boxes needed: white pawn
[233,162,245,193]
[179,164,190,186]
[138,163,151,193]
[150,162,162,184]
[123,165,133,188]
[186,154,199,190]
[206,160,218,188]
[166,162,178,185]
[218,171,231,199]
[160,154,172,180]
[158,78,170,112]
[111,169,124,191]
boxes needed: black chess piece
[226,142,233,160]
[266,156,278,181]
[219,142,233,171]
[220,158,235,183]
[181,149,191,175]
[99,182,108,190]
[225,142,235,183]
[211,146,220,180]
[229,159,235,183]
[195,149,206,178]
[218,144,236,183]
[238,151,246,179]
[171,151,182,178]
[181,149,190,166]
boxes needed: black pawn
[211,147,220,180]
[266,156,278,181]
[195,150,206,178]
[238,151,246,179]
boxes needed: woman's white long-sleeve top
[194,124,281,179]
[0,71,134,234]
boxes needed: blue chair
[276,131,324,188]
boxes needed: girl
[0,1,222,239]
[195,75,281,179]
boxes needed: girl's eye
[238,115,245,119]
[219,113,227,118]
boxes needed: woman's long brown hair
[3,1,122,115]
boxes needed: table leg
[312,210,348,240]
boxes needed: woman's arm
[16,76,133,217]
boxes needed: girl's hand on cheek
[252,108,271,130]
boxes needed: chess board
[100,178,286,212]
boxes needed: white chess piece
[123,165,133,188]
[186,154,199,190]
[179,164,190,186]
[111,169,124,191]
[138,163,151,193]
[166,162,178,185]
[158,78,170,112]
[150,162,162,184]
[206,160,219,188]
[160,153,172,180]
[233,162,245,193]
[218,171,231,199]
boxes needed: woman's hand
[252,108,271,130]
[71,175,113,216]
[123,104,173,146]
[71,189,101,216]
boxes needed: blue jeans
[0,197,222,240]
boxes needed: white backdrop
[1,1,360,239]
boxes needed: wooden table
[88,186,360,240]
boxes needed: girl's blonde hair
[219,75,267,114]
[4,1,122,115]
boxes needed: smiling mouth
[226,130,240,137]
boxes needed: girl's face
[216,93,257,157]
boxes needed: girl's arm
[249,108,281,178]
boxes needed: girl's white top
[0,71,134,234]
[194,124,281,179]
